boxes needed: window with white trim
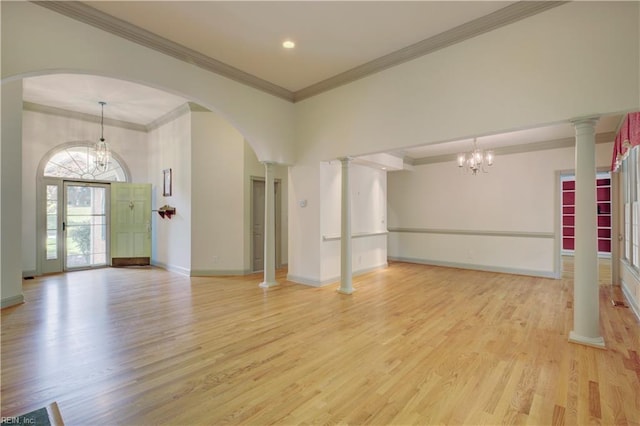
[622,145,639,268]
[44,144,127,182]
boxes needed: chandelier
[457,138,494,174]
[95,101,110,172]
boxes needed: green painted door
[110,183,152,266]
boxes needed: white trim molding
[150,260,190,277]
[412,132,616,166]
[387,256,557,279]
[190,269,253,277]
[621,280,640,323]
[388,227,554,239]
[33,1,567,103]
[288,263,389,288]
[1,294,25,309]
[322,231,388,242]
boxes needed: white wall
[244,142,288,270]
[294,2,639,162]
[289,1,639,284]
[148,110,192,275]
[150,107,289,276]
[1,1,295,164]
[315,161,387,285]
[21,109,148,274]
[1,81,24,307]
[287,163,322,284]
[387,142,614,277]
[190,110,246,275]
[620,263,640,322]
[17,103,286,278]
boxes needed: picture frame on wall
[163,168,172,197]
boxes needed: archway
[35,141,132,274]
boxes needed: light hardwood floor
[1,261,638,425]
[561,255,613,286]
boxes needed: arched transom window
[43,143,129,182]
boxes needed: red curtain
[612,111,640,171]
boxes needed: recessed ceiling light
[282,40,295,49]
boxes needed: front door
[64,182,109,270]
[110,183,152,266]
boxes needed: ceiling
[23,1,621,164]
[23,74,188,126]
[84,1,514,93]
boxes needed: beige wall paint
[148,110,192,275]
[294,2,639,162]
[387,142,615,277]
[190,111,245,273]
[319,162,387,283]
[3,0,639,295]
[289,1,639,284]
[1,1,295,164]
[21,109,148,274]
[243,141,288,270]
[1,81,24,307]
[17,104,288,278]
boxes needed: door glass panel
[65,185,108,269]
[46,185,58,260]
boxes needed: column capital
[261,161,278,167]
[569,116,599,128]
[338,157,353,164]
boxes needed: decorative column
[337,157,354,295]
[259,162,279,288]
[569,117,604,348]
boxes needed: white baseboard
[190,269,253,277]
[288,263,389,287]
[22,270,37,279]
[387,256,557,279]
[568,331,606,348]
[151,260,190,276]
[286,274,326,287]
[621,280,640,323]
[1,294,25,309]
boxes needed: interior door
[252,180,265,272]
[64,182,109,270]
[110,183,152,266]
[252,179,281,272]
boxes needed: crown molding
[412,131,617,166]
[146,103,191,131]
[25,100,215,132]
[23,101,147,132]
[32,1,294,102]
[293,1,568,102]
[146,102,211,131]
[32,1,567,104]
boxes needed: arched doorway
[38,142,131,274]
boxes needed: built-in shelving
[561,173,611,255]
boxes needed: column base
[337,287,355,295]
[259,281,279,289]
[568,331,606,349]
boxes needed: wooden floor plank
[1,259,638,425]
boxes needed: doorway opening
[251,178,281,273]
[559,170,613,284]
